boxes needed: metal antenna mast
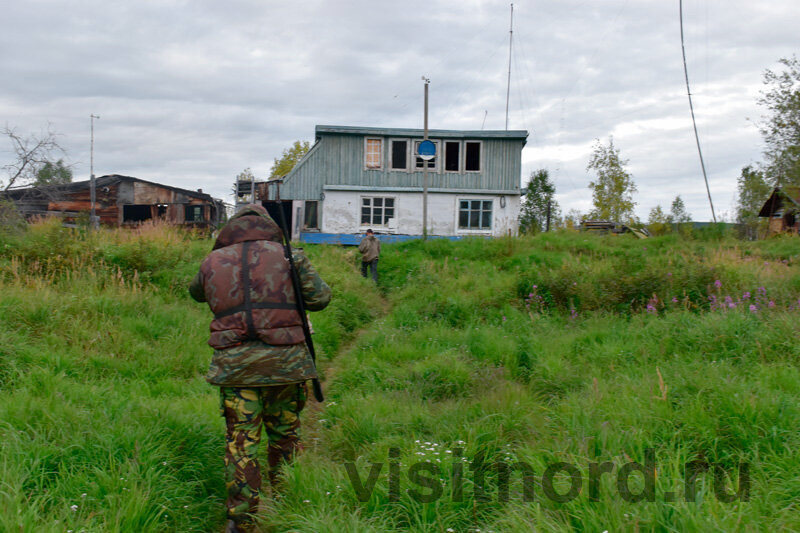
[679,0,716,222]
[505,3,514,130]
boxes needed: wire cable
[680,0,717,222]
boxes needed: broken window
[361,196,395,226]
[365,138,383,170]
[445,141,460,172]
[123,204,153,223]
[391,140,408,170]
[458,199,492,230]
[304,201,319,229]
[465,141,481,171]
[185,205,204,222]
[157,204,168,218]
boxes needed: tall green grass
[269,232,800,532]
[0,219,378,532]
[2,221,799,531]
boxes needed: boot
[225,519,254,533]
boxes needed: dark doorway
[262,201,293,237]
[784,212,796,230]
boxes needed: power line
[680,0,717,222]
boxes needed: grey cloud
[1,0,795,216]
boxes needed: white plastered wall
[320,190,519,237]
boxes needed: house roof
[758,186,800,217]
[315,125,528,142]
[4,174,220,202]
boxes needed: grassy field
[1,219,799,532]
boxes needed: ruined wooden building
[2,174,224,228]
[759,186,800,235]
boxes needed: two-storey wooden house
[259,125,528,243]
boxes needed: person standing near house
[358,228,380,282]
[189,204,331,533]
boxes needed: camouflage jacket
[190,204,331,386]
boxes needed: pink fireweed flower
[768,300,776,308]
[749,304,758,313]
[714,279,722,288]
[671,297,678,304]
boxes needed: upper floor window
[465,141,481,171]
[365,138,383,170]
[414,140,439,171]
[444,141,460,172]
[391,139,408,171]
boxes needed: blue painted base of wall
[299,232,469,245]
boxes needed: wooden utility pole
[90,114,100,229]
[546,198,551,232]
[423,77,430,240]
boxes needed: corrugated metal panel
[279,128,526,201]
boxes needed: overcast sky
[2,1,797,221]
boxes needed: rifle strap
[240,241,258,340]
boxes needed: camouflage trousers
[219,382,307,523]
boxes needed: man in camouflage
[189,204,331,532]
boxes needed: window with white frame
[465,141,481,171]
[390,139,408,170]
[365,138,383,170]
[414,140,439,171]
[458,199,492,230]
[361,196,395,226]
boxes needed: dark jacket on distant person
[358,234,381,263]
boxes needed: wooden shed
[758,186,800,235]
[2,174,224,228]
